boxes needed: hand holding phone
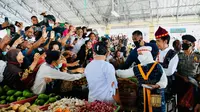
[5,17,8,22]
[50,31,55,39]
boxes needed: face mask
[49,23,54,27]
[134,41,140,48]
[182,43,191,50]
[55,63,62,69]
[138,55,147,64]
[2,52,7,55]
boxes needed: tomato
[63,108,70,112]
[55,108,62,112]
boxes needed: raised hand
[33,53,41,63]
[14,36,24,45]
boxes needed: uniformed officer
[176,34,200,112]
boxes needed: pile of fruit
[46,98,85,112]
[33,93,61,106]
[0,102,42,112]
[0,85,34,104]
[72,77,87,87]
[117,78,137,93]
[79,100,118,112]
[46,98,119,112]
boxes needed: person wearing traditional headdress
[117,46,167,112]
[155,26,179,103]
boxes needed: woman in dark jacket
[76,40,93,67]
[2,49,40,90]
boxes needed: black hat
[182,35,196,43]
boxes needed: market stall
[0,76,138,112]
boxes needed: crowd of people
[0,12,199,112]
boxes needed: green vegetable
[17,97,26,101]
[17,97,21,101]
[49,93,56,97]
[14,91,22,97]
[9,96,16,102]
[48,97,56,103]
[0,96,6,100]
[44,100,50,105]
[23,90,30,93]
[55,95,61,100]
[7,90,16,96]
[36,99,45,106]
[3,85,11,92]
[38,94,49,100]
[23,92,33,98]
[0,100,6,104]
[6,96,10,101]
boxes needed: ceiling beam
[124,0,132,22]
[155,0,161,22]
[110,13,198,23]
[180,0,198,17]
[141,5,145,21]
[176,0,180,21]
[62,0,89,25]
[40,0,70,22]
[127,4,200,13]
[89,0,106,25]
[12,0,38,16]
[0,0,30,24]
[149,0,153,22]
[91,13,100,24]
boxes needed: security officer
[176,34,200,112]
[118,30,159,69]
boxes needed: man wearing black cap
[176,35,200,112]
[118,30,159,69]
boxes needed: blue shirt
[85,60,118,103]
[119,43,159,69]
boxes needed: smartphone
[5,17,8,22]
[50,31,55,39]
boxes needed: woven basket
[117,78,137,110]
[60,81,73,92]
[73,77,87,87]
[151,94,162,107]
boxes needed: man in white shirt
[72,28,88,54]
[85,42,120,103]
[155,26,179,77]
[155,26,179,107]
